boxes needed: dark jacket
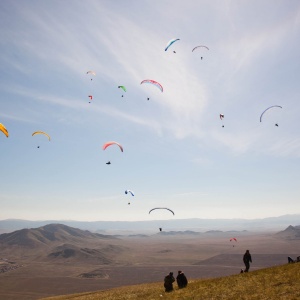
[164,273,175,292]
[176,272,188,288]
[243,251,252,264]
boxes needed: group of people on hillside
[164,250,253,292]
[164,270,188,292]
[288,256,300,263]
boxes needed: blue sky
[0,0,300,221]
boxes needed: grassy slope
[41,263,300,300]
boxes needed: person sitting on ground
[176,270,188,288]
[164,272,175,292]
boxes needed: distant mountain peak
[0,223,115,248]
[276,225,300,239]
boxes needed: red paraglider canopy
[102,141,123,152]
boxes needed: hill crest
[276,225,300,239]
[0,223,115,248]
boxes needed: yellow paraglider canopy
[32,131,51,141]
[0,123,9,138]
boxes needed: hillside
[276,225,300,239]
[0,223,114,247]
[41,263,300,300]
[0,224,120,262]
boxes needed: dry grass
[41,263,300,300]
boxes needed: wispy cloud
[0,111,36,124]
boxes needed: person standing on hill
[243,250,252,272]
[164,272,175,292]
[176,270,188,288]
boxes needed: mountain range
[0,214,299,234]
[0,223,299,261]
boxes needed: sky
[0,0,300,222]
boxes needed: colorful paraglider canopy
[118,86,126,92]
[260,105,282,122]
[0,123,9,138]
[102,141,123,152]
[125,190,134,196]
[141,79,163,92]
[220,114,224,120]
[230,238,237,242]
[32,131,51,141]
[165,38,180,51]
[149,207,175,215]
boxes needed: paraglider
[149,208,174,231]
[118,86,126,97]
[32,131,50,148]
[141,79,163,93]
[230,238,237,247]
[102,141,123,152]
[149,207,175,215]
[106,161,111,165]
[220,114,224,127]
[88,95,93,103]
[86,70,96,80]
[192,45,209,60]
[260,105,282,122]
[125,190,134,205]
[0,123,9,138]
[165,38,180,51]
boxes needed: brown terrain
[0,224,299,300]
